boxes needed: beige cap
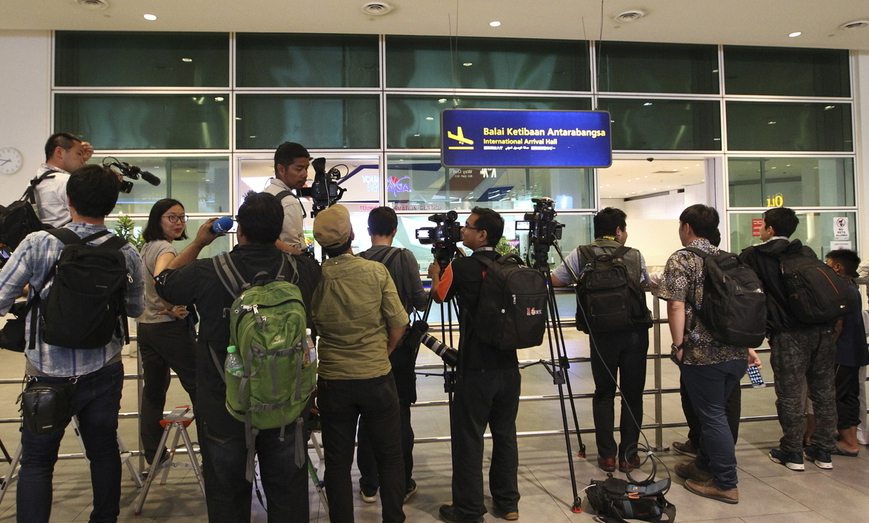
[313,204,352,249]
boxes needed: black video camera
[299,157,346,217]
[416,211,463,267]
[517,197,563,246]
[103,157,162,194]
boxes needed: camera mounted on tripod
[518,197,564,246]
[415,210,463,268]
[103,157,162,194]
[299,157,346,217]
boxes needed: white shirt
[263,178,306,249]
[34,164,71,227]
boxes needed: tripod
[526,239,585,513]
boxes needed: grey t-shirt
[139,240,177,324]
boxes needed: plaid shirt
[0,223,144,377]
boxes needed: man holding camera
[156,192,321,523]
[311,204,408,523]
[265,141,310,255]
[34,132,94,227]
[356,206,428,504]
[428,207,520,523]
[0,165,145,523]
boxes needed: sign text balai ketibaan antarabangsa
[482,127,607,138]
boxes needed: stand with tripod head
[518,197,586,513]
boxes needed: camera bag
[471,253,548,350]
[586,476,676,523]
[0,301,30,352]
[0,169,56,251]
[19,378,74,434]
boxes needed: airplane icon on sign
[447,127,474,149]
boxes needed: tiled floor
[0,327,866,522]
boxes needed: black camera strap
[275,189,307,219]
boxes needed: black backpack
[33,228,130,349]
[778,246,848,324]
[586,476,676,523]
[685,247,766,348]
[575,245,652,334]
[0,170,57,250]
[471,253,548,351]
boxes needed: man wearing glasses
[428,208,520,523]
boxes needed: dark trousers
[681,375,742,448]
[770,327,837,453]
[836,364,861,429]
[199,421,309,523]
[450,367,521,520]
[17,362,124,523]
[138,320,198,463]
[319,374,405,523]
[357,398,414,493]
[681,359,747,490]
[589,329,649,459]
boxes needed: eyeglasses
[162,214,188,224]
[463,223,480,230]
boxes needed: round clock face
[0,147,23,175]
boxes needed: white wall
[0,30,51,194]
[855,51,869,264]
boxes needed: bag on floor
[586,476,676,523]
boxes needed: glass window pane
[55,31,229,87]
[597,42,719,94]
[386,36,590,91]
[386,96,591,149]
[724,46,850,97]
[599,99,721,150]
[106,217,232,260]
[105,156,230,215]
[55,94,229,150]
[236,33,378,87]
[728,157,855,208]
[729,211,857,257]
[726,102,853,152]
[386,155,594,212]
[236,95,379,149]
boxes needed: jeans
[199,421,309,523]
[836,364,861,429]
[680,375,742,449]
[138,320,197,463]
[589,329,649,459]
[681,359,747,490]
[318,374,405,523]
[357,398,414,494]
[450,367,521,520]
[17,361,124,523]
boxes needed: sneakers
[674,461,712,482]
[404,479,418,503]
[768,447,805,471]
[359,487,377,504]
[671,440,697,457]
[684,478,739,504]
[804,446,833,469]
[438,504,483,523]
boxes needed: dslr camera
[103,158,161,194]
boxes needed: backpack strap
[213,252,246,298]
[275,189,307,218]
[22,169,60,202]
[364,246,403,268]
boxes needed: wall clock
[0,147,23,175]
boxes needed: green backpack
[213,252,316,479]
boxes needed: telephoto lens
[410,320,459,367]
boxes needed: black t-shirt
[444,251,519,370]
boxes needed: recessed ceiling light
[438,98,447,104]
[181,57,193,63]
[462,62,473,67]
[643,102,653,106]
[824,105,836,110]
[425,116,434,121]
[788,31,802,38]
[615,10,646,23]
[768,121,777,125]
[839,20,869,31]
[489,20,501,28]
[214,96,225,102]
[143,13,157,21]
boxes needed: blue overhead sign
[441,109,612,168]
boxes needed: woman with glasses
[137,198,198,474]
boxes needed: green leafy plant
[496,236,519,256]
[114,214,144,251]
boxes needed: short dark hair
[471,207,503,247]
[274,142,310,172]
[368,206,397,237]
[826,249,861,278]
[44,132,82,161]
[143,198,188,243]
[593,207,627,238]
[763,207,799,238]
[237,191,283,244]
[66,165,118,218]
[679,204,719,241]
